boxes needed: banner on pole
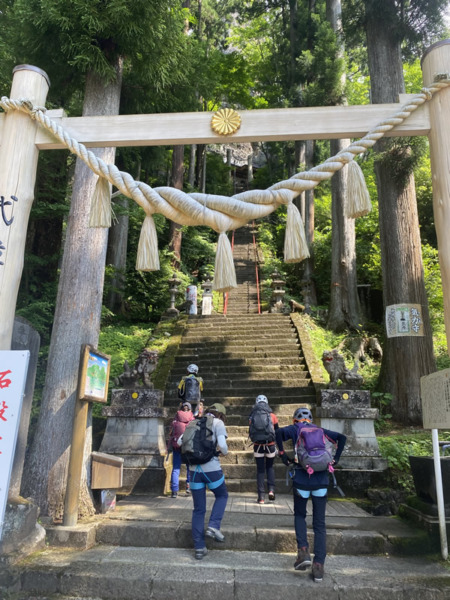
[385,303,424,338]
[420,368,450,430]
[0,350,29,541]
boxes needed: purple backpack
[294,424,336,475]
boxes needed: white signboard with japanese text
[421,369,450,430]
[0,350,29,540]
[385,303,424,338]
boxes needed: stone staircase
[3,491,446,600]
[164,312,316,493]
[224,225,260,314]
[1,227,446,600]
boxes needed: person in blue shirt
[276,407,346,583]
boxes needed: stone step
[174,347,302,357]
[182,324,295,334]
[167,378,311,392]
[9,547,446,600]
[167,366,309,387]
[165,389,316,403]
[185,316,290,326]
[172,356,304,367]
[170,365,308,378]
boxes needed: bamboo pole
[0,65,50,350]
[422,41,450,354]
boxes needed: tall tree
[326,0,361,331]
[362,0,441,423]
[7,0,190,518]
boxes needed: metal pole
[432,428,448,560]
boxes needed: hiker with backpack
[276,407,346,583]
[180,403,229,561]
[177,364,204,417]
[248,394,279,504]
[168,401,195,498]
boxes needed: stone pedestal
[316,390,387,487]
[0,498,45,564]
[100,389,168,494]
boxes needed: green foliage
[298,19,345,107]
[6,0,191,93]
[378,431,450,492]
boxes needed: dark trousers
[255,455,275,496]
[190,468,228,550]
[293,491,327,564]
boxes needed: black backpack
[248,403,275,444]
[181,415,216,465]
[178,375,201,403]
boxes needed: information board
[421,369,450,429]
[0,350,29,540]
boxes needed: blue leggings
[189,467,228,550]
[170,448,190,493]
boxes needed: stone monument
[99,349,168,494]
[316,349,387,494]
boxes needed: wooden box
[91,451,124,489]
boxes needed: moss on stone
[151,316,188,392]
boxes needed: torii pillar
[0,65,50,350]
[422,40,450,353]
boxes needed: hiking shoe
[195,547,208,560]
[268,490,275,501]
[171,491,177,498]
[294,547,312,570]
[205,527,225,542]
[312,562,324,582]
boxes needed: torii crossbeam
[0,40,449,352]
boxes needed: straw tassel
[89,175,112,227]
[345,160,372,219]
[213,232,237,292]
[284,201,310,263]
[135,214,160,271]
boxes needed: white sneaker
[205,526,225,542]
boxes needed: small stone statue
[115,349,158,389]
[322,349,364,390]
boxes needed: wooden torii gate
[0,40,449,353]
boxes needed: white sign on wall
[421,368,450,430]
[0,350,29,541]
[385,303,424,338]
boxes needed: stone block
[45,523,98,549]
[319,389,371,409]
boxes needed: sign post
[0,350,30,541]
[420,368,450,560]
[63,345,110,527]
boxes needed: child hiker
[169,401,195,498]
[177,363,204,417]
[276,407,346,583]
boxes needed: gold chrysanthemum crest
[211,108,241,136]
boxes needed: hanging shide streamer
[284,201,310,263]
[213,232,237,292]
[136,214,160,271]
[89,175,112,227]
[345,160,372,219]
